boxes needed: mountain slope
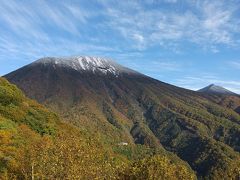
[0,77,197,179]
[5,56,240,179]
[0,76,122,179]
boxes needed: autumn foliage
[0,77,197,179]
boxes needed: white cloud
[99,0,240,51]
[0,0,240,64]
[132,33,144,43]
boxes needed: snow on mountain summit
[198,84,236,95]
[33,56,138,76]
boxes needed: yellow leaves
[0,131,13,145]
[0,120,198,180]
[0,127,19,179]
[0,124,126,179]
[120,155,197,180]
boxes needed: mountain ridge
[4,56,240,179]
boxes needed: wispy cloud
[0,0,239,60]
[98,0,240,52]
[0,0,121,63]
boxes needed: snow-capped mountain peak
[33,56,138,76]
[198,84,236,95]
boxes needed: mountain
[198,84,237,95]
[198,84,240,115]
[4,56,240,179]
[0,77,196,179]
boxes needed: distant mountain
[4,56,240,179]
[198,84,236,95]
[198,84,240,115]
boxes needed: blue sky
[0,0,240,93]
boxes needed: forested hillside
[5,57,240,179]
[0,77,196,179]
